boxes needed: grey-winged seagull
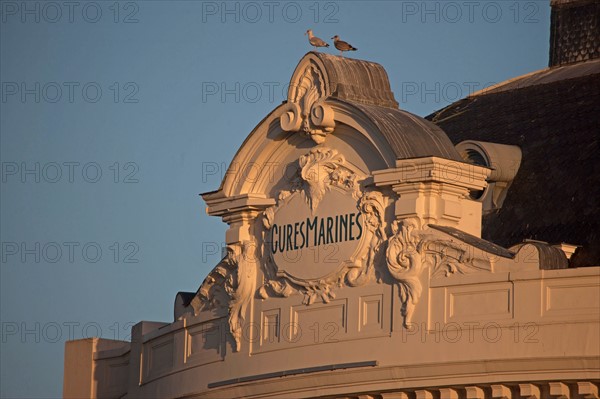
[305,29,329,50]
[332,35,357,56]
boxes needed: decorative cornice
[202,193,275,218]
[373,156,490,191]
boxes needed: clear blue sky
[1,1,550,397]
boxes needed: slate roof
[549,0,600,66]
[427,60,600,267]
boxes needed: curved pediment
[208,54,462,203]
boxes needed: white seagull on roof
[332,35,357,56]
[305,29,329,50]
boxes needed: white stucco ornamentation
[427,241,490,279]
[298,147,360,211]
[280,62,335,144]
[386,218,426,327]
[386,220,495,326]
[191,240,257,352]
[345,191,387,287]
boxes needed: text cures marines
[271,212,363,254]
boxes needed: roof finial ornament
[332,35,357,56]
[305,29,329,51]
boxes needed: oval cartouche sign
[269,188,364,281]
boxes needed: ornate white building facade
[66,0,600,389]
[63,49,599,399]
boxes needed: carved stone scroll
[280,62,335,144]
[345,191,387,287]
[385,219,493,327]
[386,218,426,327]
[191,240,257,352]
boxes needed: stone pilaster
[373,156,490,237]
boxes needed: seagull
[332,35,357,56]
[305,29,329,50]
